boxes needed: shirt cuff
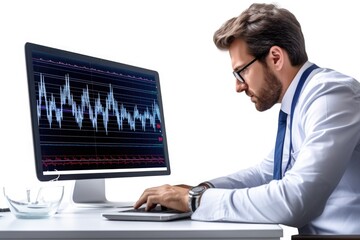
[191,188,229,221]
[198,181,215,189]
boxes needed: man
[134,3,360,234]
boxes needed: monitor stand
[72,179,133,208]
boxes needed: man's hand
[134,184,192,212]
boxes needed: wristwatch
[188,185,207,212]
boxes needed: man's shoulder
[304,67,360,95]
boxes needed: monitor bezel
[25,42,171,182]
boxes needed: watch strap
[188,185,208,212]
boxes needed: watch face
[191,186,206,195]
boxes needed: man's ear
[267,46,284,71]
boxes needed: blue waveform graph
[36,73,161,134]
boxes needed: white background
[1,0,359,239]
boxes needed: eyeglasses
[233,57,257,83]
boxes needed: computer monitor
[25,42,170,206]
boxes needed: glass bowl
[3,185,64,219]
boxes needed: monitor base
[72,179,134,208]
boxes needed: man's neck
[279,63,304,103]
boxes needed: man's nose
[236,80,248,93]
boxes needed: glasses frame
[233,57,257,83]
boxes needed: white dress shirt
[191,61,360,234]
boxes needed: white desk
[0,208,282,240]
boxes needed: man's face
[229,39,282,112]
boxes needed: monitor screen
[25,42,170,187]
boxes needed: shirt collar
[281,61,313,115]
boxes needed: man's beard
[251,65,282,112]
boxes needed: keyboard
[102,205,192,221]
[123,206,182,214]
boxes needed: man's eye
[240,68,249,76]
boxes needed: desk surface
[0,208,282,240]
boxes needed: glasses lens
[233,71,244,83]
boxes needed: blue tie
[273,110,287,180]
[273,63,319,180]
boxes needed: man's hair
[213,3,308,66]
